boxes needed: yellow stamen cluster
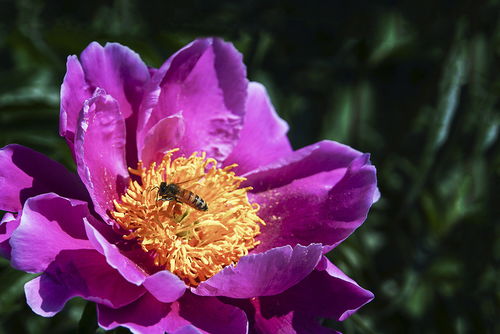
[111,149,264,286]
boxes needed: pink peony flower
[0,38,378,333]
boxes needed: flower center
[111,149,264,286]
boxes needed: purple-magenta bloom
[0,38,378,333]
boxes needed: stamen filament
[111,149,264,286]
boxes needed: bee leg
[163,195,182,204]
[156,196,174,209]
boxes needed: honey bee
[155,181,208,211]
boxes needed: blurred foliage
[0,0,499,333]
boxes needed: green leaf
[78,302,98,334]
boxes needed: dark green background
[0,1,498,333]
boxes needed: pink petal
[138,38,247,162]
[143,271,187,303]
[256,256,374,322]
[250,300,339,334]
[79,42,150,166]
[171,326,204,334]
[0,212,19,259]
[193,244,322,298]
[12,194,145,317]
[0,144,88,212]
[245,141,378,252]
[85,219,187,303]
[137,40,208,149]
[97,292,248,334]
[139,113,185,167]
[224,82,292,174]
[243,140,363,192]
[25,249,145,317]
[25,275,71,317]
[75,89,129,223]
[59,56,92,154]
[10,193,94,273]
[225,256,371,333]
[84,219,148,284]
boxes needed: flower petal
[84,219,148,284]
[79,42,149,119]
[138,38,247,162]
[224,82,292,174]
[59,55,92,154]
[25,249,145,317]
[226,297,339,334]
[193,244,322,298]
[251,302,339,334]
[244,140,364,192]
[79,42,150,166]
[139,113,185,167]
[0,144,88,212]
[25,275,71,317]
[315,256,374,320]
[247,141,378,252]
[10,193,94,273]
[98,292,248,334]
[171,325,203,334]
[225,256,371,333]
[85,219,187,302]
[75,89,129,222]
[136,40,207,150]
[143,271,186,303]
[257,256,374,321]
[323,154,378,250]
[0,212,19,259]
[14,194,146,316]
[175,292,248,334]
